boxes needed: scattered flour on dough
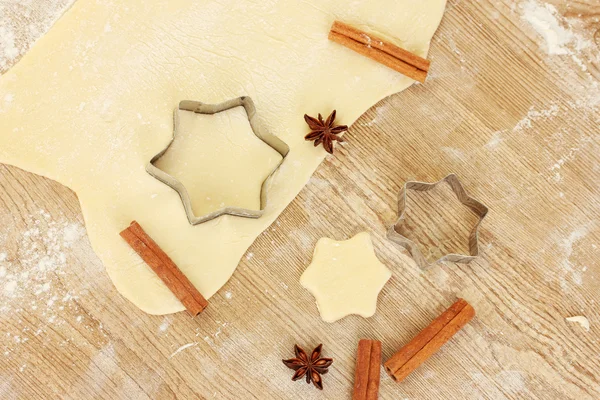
[566,316,590,331]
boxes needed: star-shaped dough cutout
[300,232,392,323]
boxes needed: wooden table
[1,1,599,398]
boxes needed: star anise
[282,344,333,390]
[304,110,348,154]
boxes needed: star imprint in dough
[300,232,392,323]
[146,96,289,225]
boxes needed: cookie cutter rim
[146,96,290,225]
[387,174,489,270]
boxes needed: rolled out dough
[0,0,446,314]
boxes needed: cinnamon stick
[384,299,475,382]
[352,339,381,400]
[329,21,429,83]
[332,21,430,71]
[120,221,208,316]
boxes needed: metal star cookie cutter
[387,174,489,270]
[147,96,290,225]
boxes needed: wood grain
[1,0,600,399]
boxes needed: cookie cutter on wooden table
[147,96,290,225]
[387,174,489,270]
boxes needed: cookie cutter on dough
[387,174,488,270]
[147,96,290,225]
